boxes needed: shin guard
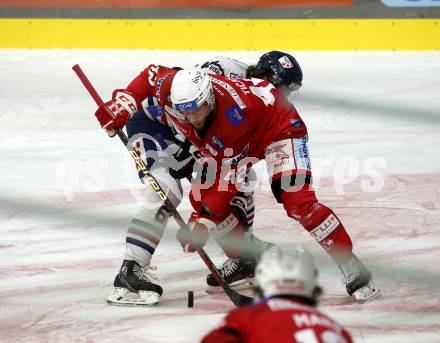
[281,186,353,263]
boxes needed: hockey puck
[187,291,194,308]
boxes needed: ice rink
[1,49,440,342]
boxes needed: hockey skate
[107,260,163,307]
[338,254,381,303]
[206,256,257,293]
[206,236,275,293]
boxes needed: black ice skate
[338,254,381,303]
[206,256,257,293]
[107,260,163,307]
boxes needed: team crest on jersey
[225,105,244,126]
[278,56,293,69]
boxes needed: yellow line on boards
[0,19,438,50]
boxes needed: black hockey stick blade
[227,288,254,307]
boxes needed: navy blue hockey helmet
[253,51,303,95]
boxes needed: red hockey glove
[177,212,216,253]
[95,89,138,137]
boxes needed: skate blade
[353,281,381,303]
[107,287,160,307]
[206,278,254,294]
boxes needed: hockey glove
[177,212,216,253]
[95,89,138,137]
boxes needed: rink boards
[0,18,439,50]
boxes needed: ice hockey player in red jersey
[95,55,380,305]
[201,246,354,343]
[97,53,301,306]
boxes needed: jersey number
[295,329,348,343]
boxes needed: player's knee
[134,204,170,228]
[270,173,312,203]
[280,184,318,222]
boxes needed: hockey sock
[124,205,169,266]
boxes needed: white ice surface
[1,50,440,342]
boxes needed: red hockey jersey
[202,297,353,343]
[126,65,308,216]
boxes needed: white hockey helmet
[170,68,215,113]
[255,246,320,300]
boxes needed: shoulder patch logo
[225,105,244,126]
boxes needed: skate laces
[220,258,240,277]
[133,264,159,282]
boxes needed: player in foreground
[202,246,354,342]
[95,54,379,306]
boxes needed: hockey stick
[72,64,253,307]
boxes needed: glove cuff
[198,216,217,234]
[112,89,139,117]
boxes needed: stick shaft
[72,64,105,107]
